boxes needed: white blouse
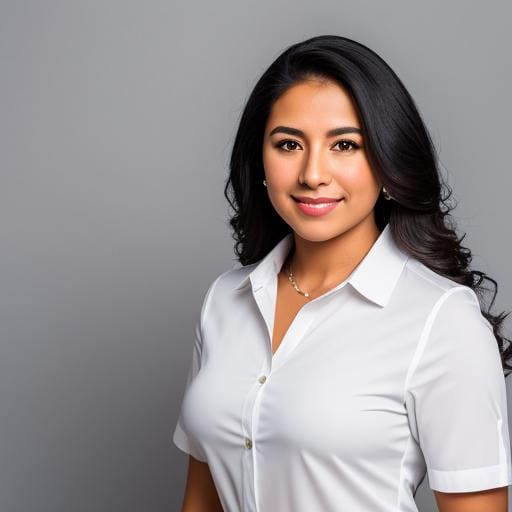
[172,223,512,512]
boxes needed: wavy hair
[223,34,512,375]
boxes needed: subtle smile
[292,196,344,217]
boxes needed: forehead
[266,79,360,129]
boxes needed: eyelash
[274,139,361,152]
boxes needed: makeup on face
[291,196,344,217]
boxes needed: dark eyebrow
[268,125,362,137]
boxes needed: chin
[288,223,347,243]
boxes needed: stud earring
[263,179,267,187]
[382,187,392,200]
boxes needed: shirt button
[258,375,267,384]
[244,437,253,449]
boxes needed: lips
[292,196,343,204]
[292,196,344,217]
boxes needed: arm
[434,486,508,512]
[405,288,512,500]
[179,455,223,512]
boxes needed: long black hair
[223,34,512,375]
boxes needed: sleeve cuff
[172,421,207,463]
[428,462,512,492]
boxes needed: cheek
[263,151,296,189]
[336,161,379,196]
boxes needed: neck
[285,217,381,292]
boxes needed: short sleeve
[172,274,221,463]
[404,286,512,492]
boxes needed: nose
[297,146,332,188]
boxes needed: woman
[173,35,512,511]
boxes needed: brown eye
[334,140,360,152]
[275,140,302,152]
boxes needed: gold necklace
[284,260,310,298]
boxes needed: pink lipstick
[292,196,344,217]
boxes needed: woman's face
[262,78,382,242]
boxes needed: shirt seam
[405,260,466,295]
[402,286,470,405]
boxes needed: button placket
[240,359,269,512]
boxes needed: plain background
[1,1,511,511]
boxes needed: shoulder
[193,263,257,332]
[204,262,256,295]
[403,257,467,296]
[399,257,482,313]
[198,262,256,312]
[395,258,495,347]
[402,260,498,381]
[404,256,492,330]
[403,264,502,406]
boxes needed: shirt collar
[232,223,409,307]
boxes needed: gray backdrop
[1,1,511,511]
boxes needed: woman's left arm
[434,486,508,512]
[405,289,512,504]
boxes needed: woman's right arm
[179,455,224,512]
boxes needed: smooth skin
[179,77,508,510]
